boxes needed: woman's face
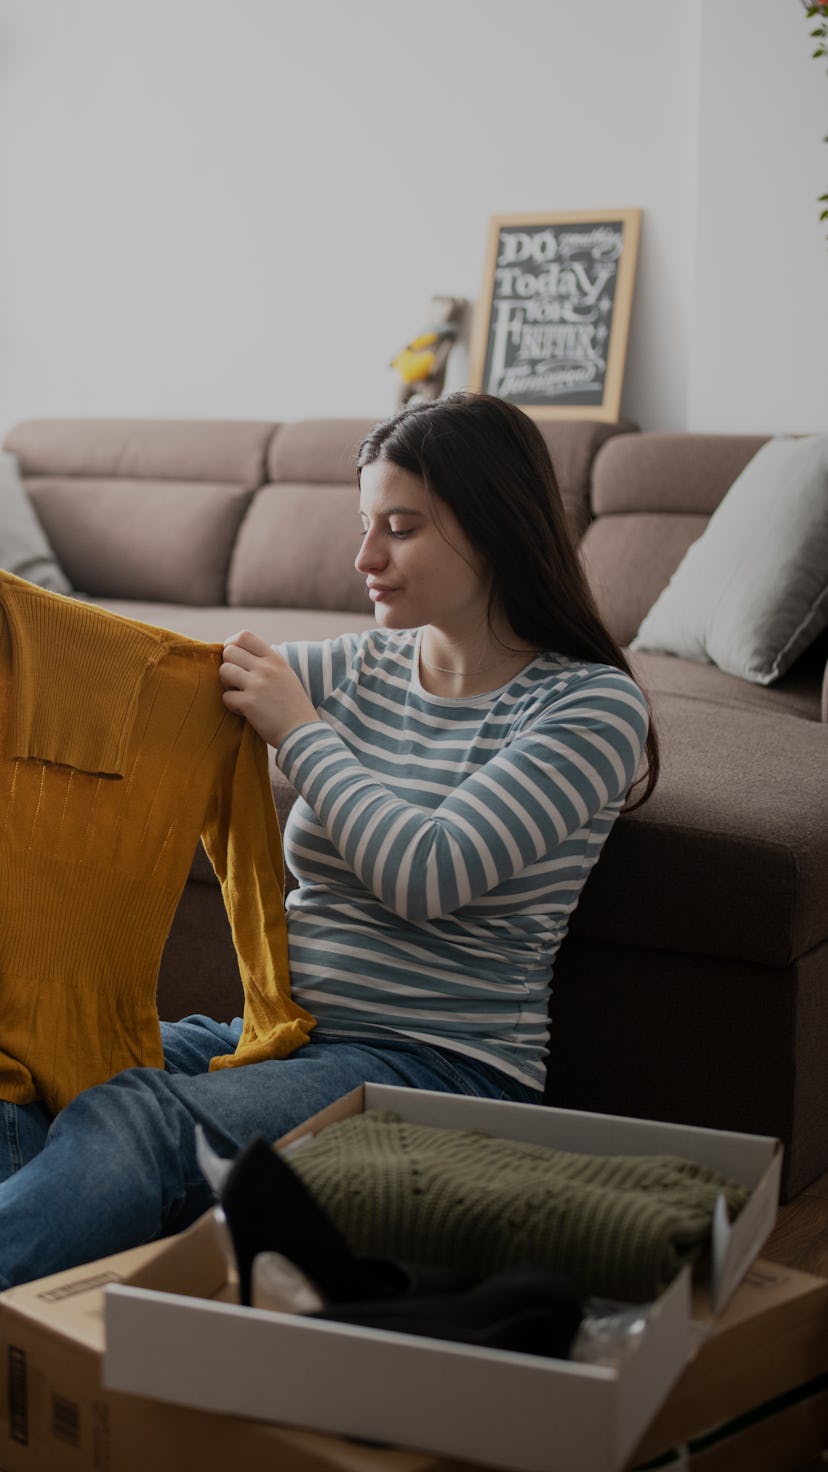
[356,460,490,635]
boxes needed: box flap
[103,1270,690,1472]
[124,1208,231,1297]
[0,1240,170,1353]
[702,1146,783,1315]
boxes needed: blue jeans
[0,1016,539,1289]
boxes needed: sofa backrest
[4,419,274,606]
[4,415,639,611]
[580,432,769,645]
[226,415,640,612]
[227,419,378,613]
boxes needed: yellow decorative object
[390,346,437,385]
[389,296,466,406]
[408,331,440,351]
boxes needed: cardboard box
[97,1083,781,1472]
[2,1253,821,1472]
[0,1240,459,1472]
[633,1379,828,1472]
[628,1258,828,1465]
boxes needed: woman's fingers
[219,657,246,689]
[221,643,255,671]
[224,629,271,658]
[220,631,267,683]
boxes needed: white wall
[689,1,828,432]
[0,0,823,439]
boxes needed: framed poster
[469,209,641,421]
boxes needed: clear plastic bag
[572,1298,653,1367]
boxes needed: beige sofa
[4,415,827,1200]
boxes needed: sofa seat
[549,654,828,1200]
[88,600,376,647]
[631,646,826,721]
[569,649,828,968]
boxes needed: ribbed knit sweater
[0,572,314,1114]
[288,1110,751,1302]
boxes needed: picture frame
[468,209,641,421]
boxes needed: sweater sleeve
[2,575,168,777]
[277,670,649,923]
[202,718,316,1070]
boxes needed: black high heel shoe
[219,1135,471,1308]
[310,1266,584,1360]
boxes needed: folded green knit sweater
[288,1110,750,1302]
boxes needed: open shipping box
[2,1256,826,1472]
[0,1084,783,1472]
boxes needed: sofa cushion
[235,418,384,613]
[0,451,72,593]
[631,435,828,684]
[631,646,825,722]
[570,688,828,967]
[5,418,277,486]
[580,433,769,647]
[229,484,372,612]
[87,600,376,646]
[581,513,710,646]
[25,479,253,605]
[266,419,379,484]
[532,419,640,539]
[590,432,769,518]
[4,419,281,606]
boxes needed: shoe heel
[220,1135,388,1307]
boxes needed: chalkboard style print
[470,210,641,421]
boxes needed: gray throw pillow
[0,450,72,594]
[631,434,828,685]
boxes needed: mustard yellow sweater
[0,571,315,1115]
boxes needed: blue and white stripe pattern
[276,629,649,1090]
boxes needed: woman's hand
[220,631,320,747]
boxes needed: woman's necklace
[420,656,499,674]
[419,644,541,676]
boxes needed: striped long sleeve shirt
[277,628,649,1090]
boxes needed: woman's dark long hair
[357,391,659,807]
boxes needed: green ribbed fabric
[289,1110,751,1302]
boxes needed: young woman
[0,392,656,1289]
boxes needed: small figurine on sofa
[390,295,466,407]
